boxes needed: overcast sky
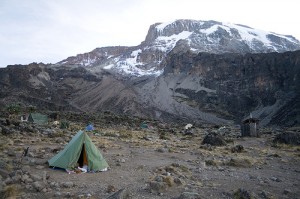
[1,0,299,67]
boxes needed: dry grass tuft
[205,159,218,166]
[1,184,18,199]
[163,176,174,187]
[224,158,253,168]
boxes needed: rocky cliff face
[156,50,300,126]
[0,63,97,111]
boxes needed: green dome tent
[48,130,108,172]
[28,113,48,125]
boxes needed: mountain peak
[144,19,300,53]
[58,19,300,77]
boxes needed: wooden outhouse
[241,117,260,137]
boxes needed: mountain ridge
[1,19,300,126]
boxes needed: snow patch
[116,61,163,77]
[102,49,163,77]
[103,64,114,70]
[224,23,272,45]
[156,20,176,31]
[153,31,193,52]
[157,31,193,42]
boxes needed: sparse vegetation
[224,158,253,168]
[6,103,21,114]
[205,159,218,166]
[1,184,18,199]
[60,120,70,129]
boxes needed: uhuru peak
[1,19,300,126]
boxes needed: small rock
[270,177,281,182]
[42,187,47,193]
[156,148,168,153]
[283,189,291,195]
[0,168,9,178]
[143,136,152,141]
[29,159,36,165]
[107,185,116,193]
[36,165,45,169]
[62,181,74,188]
[218,167,225,171]
[25,184,33,191]
[33,181,44,192]
[7,149,16,157]
[174,178,185,185]
[35,159,48,165]
[54,192,61,197]
[149,181,167,193]
[65,192,74,197]
[154,175,164,182]
[42,171,48,183]
[11,174,21,183]
[117,159,126,163]
[231,145,244,153]
[27,152,35,158]
[105,188,130,199]
[22,165,31,172]
[30,174,42,181]
[259,191,274,199]
[50,181,59,188]
[55,137,65,144]
[178,192,201,199]
[233,188,253,199]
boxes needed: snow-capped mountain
[58,19,300,77]
[2,20,300,126]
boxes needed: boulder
[273,131,300,145]
[202,132,226,146]
[231,145,244,153]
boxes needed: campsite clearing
[0,119,299,199]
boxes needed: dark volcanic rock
[273,131,300,145]
[202,132,227,146]
[231,145,244,153]
[161,50,300,126]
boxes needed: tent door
[77,144,88,167]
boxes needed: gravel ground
[1,124,300,199]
